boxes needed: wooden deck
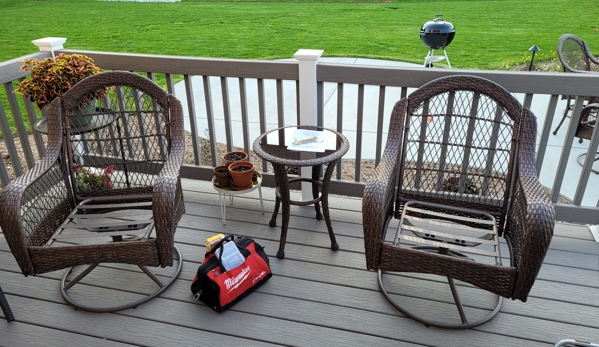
[1,178,598,347]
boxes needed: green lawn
[2,0,599,70]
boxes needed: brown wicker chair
[0,71,185,312]
[574,102,599,173]
[553,34,599,135]
[363,75,554,329]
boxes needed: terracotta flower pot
[228,161,254,189]
[223,151,248,166]
[213,166,231,187]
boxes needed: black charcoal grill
[419,14,455,68]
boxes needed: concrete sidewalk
[174,57,599,206]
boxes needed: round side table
[253,126,349,259]
[212,172,264,225]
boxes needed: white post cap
[32,37,67,55]
[294,49,324,61]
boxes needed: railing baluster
[4,82,35,169]
[0,102,16,185]
[146,72,167,159]
[221,76,233,152]
[239,77,250,155]
[551,96,586,203]
[276,79,285,128]
[184,74,201,165]
[257,78,268,172]
[164,73,175,95]
[522,93,534,109]
[317,81,323,128]
[336,83,344,180]
[202,76,217,167]
[355,84,364,182]
[573,119,599,205]
[535,94,559,175]
[375,85,385,165]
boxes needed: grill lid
[419,14,455,35]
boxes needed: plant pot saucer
[213,181,230,189]
[230,181,253,191]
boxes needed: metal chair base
[0,286,15,322]
[60,246,182,313]
[576,152,599,174]
[555,339,599,347]
[378,269,503,329]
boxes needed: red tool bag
[191,235,272,312]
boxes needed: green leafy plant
[74,164,114,192]
[15,53,103,110]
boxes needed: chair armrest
[0,99,70,276]
[153,95,186,267]
[363,99,407,270]
[506,109,554,301]
[583,42,599,70]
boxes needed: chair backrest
[575,100,599,141]
[558,34,592,72]
[396,75,525,231]
[53,71,180,202]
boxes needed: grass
[2,0,598,69]
[1,0,598,135]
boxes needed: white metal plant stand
[212,172,264,225]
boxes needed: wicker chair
[362,75,555,329]
[574,102,599,173]
[0,71,185,312]
[553,34,599,135]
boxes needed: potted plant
[73,164,114,192]
[213,165,231,187]
[15,53,103,127]
[223,151,248,166]
[228,161,254,190]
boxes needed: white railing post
[294,49,324,201]
[32,37,67,57]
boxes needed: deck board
[1,178,598,346]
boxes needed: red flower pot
[228,161,254,189]
[223,151,248,166]
[213,166,231,187]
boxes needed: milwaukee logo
[225,266,250,292]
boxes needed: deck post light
[529,45,540,71]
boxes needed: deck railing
[1,45,598,224]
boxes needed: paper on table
[287,129,330,153]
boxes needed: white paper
[287,129,330,153]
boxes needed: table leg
[273,164,291,259]
[269,168,281,227]
[312,165,323,220]
[219,193,226,225]
[321,160,339,251]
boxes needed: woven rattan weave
[362,75,554,328]
[0,71,186,312]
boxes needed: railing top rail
[318,63,599,96]
[0,51,51,85]
[57,49,299,80]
